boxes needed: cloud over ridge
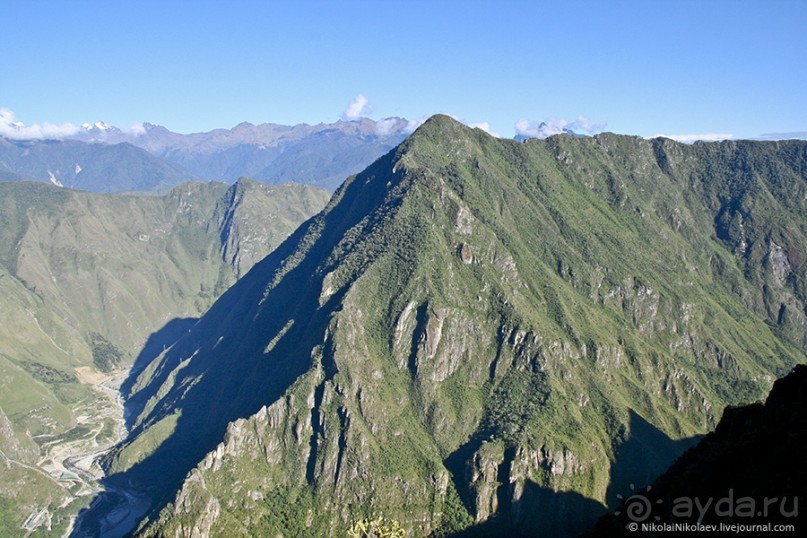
[514,114,605,139]
[342,94,370,121]
[651,133,733,143]
[0,107,80,140]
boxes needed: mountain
[587,364,806,536]
[0,179,329,535]
[71,117,413,190]
[78,115,806,537]
[0,138,194,193]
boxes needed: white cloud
[374,118,400,136]
[342,94,371,121]
[755,132,807,141]
[128,122,147,136]
[0,108,17,127]
[652,133,733,143]
[384,115,500,137]
[468,121,500,138]
[403,117,427,134]
[515,115,605,139]
[515,118,568,138]
[571,114,598,133]
[0,107,80,140]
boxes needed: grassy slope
[116,116,805,537]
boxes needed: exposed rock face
[173,473,221,538]
[103,116,806,537]
[768,241,792,284]
[218,179,330,278]
[459,243,474,264]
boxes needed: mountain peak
[81,120,115,132]
[391,114,491,178]
[402,114,497,155]
[413,113,467,135]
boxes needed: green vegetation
[481,370,549,445]
[0,463,76,537]
[432,483,475,537]
[348,516,406,538]
[52,424,93,444]
[591,365,807,535]
[0,497,17,538]
[96,417,119,445]
[253,487,324,537]
[90,332,124,372]
[20,362,75,384]
[105,117,806,537]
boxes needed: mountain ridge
[76,115,806,536]
[1,117,415,193]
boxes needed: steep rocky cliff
[97,116,805,537]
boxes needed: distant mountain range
[73,117,415,188]
[3,116,806,195]
[0,137,192,193]
[0,118,415,193]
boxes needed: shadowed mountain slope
[587,364,807,536]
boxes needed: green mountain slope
[93,115,805,537]
[0,179,329,535]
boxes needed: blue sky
[2,0,806,139]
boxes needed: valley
[0,179,329,536]
[8,366,161,538]
[11,370,127,535]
